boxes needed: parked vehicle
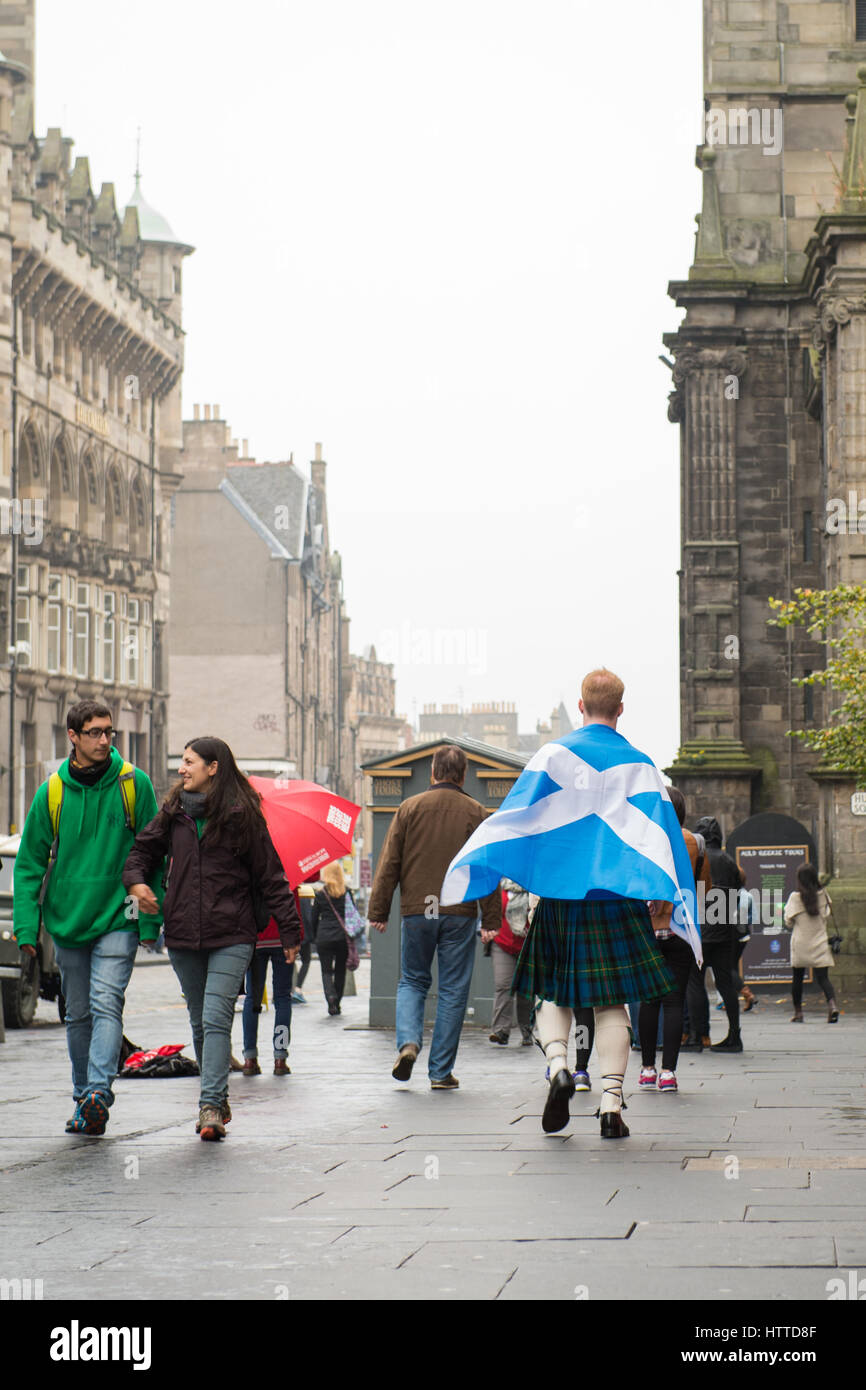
[0,834,65,1026]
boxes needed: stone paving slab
[2,960,865,1301]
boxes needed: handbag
[327,894,360,972]
[504,884,531,937]
[343,893,365,939]
[825,894,843,955]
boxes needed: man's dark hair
[668,786,686,826]
[432,746,467,785]
[67,700,113,734]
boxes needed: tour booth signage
[725,812,817,985]
[361,737,527,1028]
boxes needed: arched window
[19,422,42,493]
[105,464,125,550]
[78,452,96,535]
[129,476,148,558]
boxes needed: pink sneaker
[658,1070,678,1092]
[638,1066,657,1088]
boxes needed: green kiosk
[360,736,527,1028]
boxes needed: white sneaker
[658,1070,678,1093]
[638,1066,657,1088]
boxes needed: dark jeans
[639,934,694,1071]
[702,940,740,1039]
[318,938,348,1006]
[295,940,312,990]
[792,966,834,1009]
[242,948,294,1059]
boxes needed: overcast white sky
[37,0,703,768]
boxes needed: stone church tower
[665,0,866,883]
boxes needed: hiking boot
[72,1092,109,1136]
[392,1043,418,1082]
[273,1059,291,1074]
[488,1029,509,1045]
[198,1106,226,1141]
[430,1074,459,1090]
[242,1058,261,1076]
[196,1100,231,1133]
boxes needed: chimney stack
[193,403,200,420]
[204,404,211,420]
[214,403,220,418]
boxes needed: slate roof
[222,462,308,561]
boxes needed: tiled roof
[223,462,308,560]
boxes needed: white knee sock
[536,1001,572,1080]
[594,1005,630,1114]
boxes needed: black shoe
[327,1001,339,1016]
[710,1035,743,1052]
[542,1068,575,1134]
[679,1038,703,1052]
[521,1031,533,1047]
[488,1029,509,1045]
[599,1110,629,1139]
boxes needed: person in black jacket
[311,861,355,1016]
[692,816,745,1053]
[124,737,301,1140]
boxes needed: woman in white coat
[783,864,838,1023]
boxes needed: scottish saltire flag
[441,724,702,963]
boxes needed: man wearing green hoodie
[13,700,162,1136]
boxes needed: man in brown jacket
[368,746,501,1089]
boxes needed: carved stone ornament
[671,348,748,385]
[811,294,866,353]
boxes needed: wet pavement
[1,954,865,1303]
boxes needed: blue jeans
[395,914,478,1080]
[54,929,139,1107]
[169,944,253,1108]
[242,948,294,1059]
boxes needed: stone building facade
[665,1,866,984]
[0,3,189,825]
[418,700,572,754]
[170,418,356,799]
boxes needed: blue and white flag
[441,724,701,963]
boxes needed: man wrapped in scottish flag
[441,668,702,1140]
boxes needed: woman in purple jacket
[124,737,301,1141]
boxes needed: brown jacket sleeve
[368,806,406,921]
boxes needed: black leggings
[295,940,312,989]
[574,1008,594,1071]
[792,967,834,1009]
[639,934,694,1072]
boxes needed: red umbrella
[248,778,361,888]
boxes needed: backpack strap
[118,761,137,832]
[37,772,65,907]
[38,764,137,909]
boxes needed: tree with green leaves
[768,584,866,787]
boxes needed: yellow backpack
[37,763,137,906]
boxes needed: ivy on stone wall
[768,585,866,787]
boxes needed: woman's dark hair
[163,736,267,854]
[668,786,686,826]
[797,862,821,916]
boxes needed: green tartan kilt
[511,896,675,1008]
